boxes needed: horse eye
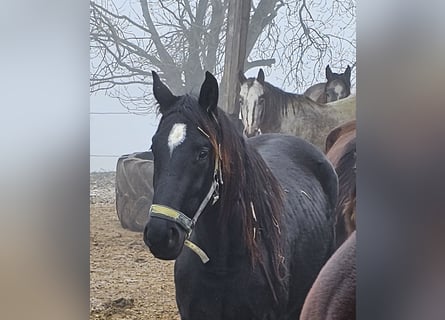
[259,97,265,104]
[197,149,209,160]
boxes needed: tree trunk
[219,0,251,116]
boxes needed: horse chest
[174,260,283,320]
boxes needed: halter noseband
[148,126,222,264]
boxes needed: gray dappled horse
[239,69,355,149]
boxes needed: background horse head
[304,65,352,104]
[325,120,357,248]
[144,70,339,319]
[238,68,267,136]
[238,69,356,149]
[238,68,314,138]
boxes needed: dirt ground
[90,198,179,319]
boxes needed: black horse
[304,65,352,104]
[143,71,338,319]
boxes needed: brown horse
[325,120,356,248]
[304,65,352,104]
[300,231,356,320]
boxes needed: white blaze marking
[239,80,264,133]
[334,84,343,96]
[168,123,187,156]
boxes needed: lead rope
[184,240,210,264]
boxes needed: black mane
[262,81,318,116]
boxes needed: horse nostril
[168,227,179,249]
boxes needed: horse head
[238,68,266,137]
[325,65,352,102]
[143,71,222,261]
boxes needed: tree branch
[139,0,182,90]
[245,58,276,71]
[246,0,283,58]
[90,0,355,110]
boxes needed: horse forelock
[158,95,214,130]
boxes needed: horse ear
[239,71,247,83]
[152,71,178,114]
[199,71,219,115]
[257,69,265,84]
[344,65,352,80]
[326,65,333,80]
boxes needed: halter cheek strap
[149,174,219,236]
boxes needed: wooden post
[219,0,251,116]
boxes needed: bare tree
[90,0,355,113]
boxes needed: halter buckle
[211,190,219,205]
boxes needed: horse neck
[262,82,303,132]
[189,119,256,271]
[265,83,334,125]
[192,133,284,274]
[193,201,247,272]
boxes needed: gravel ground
[90,172,116,205]
[90,172,179,320]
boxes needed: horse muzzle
[143,216,186,260]
[244,127,262,138]
[143,204,211,263]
